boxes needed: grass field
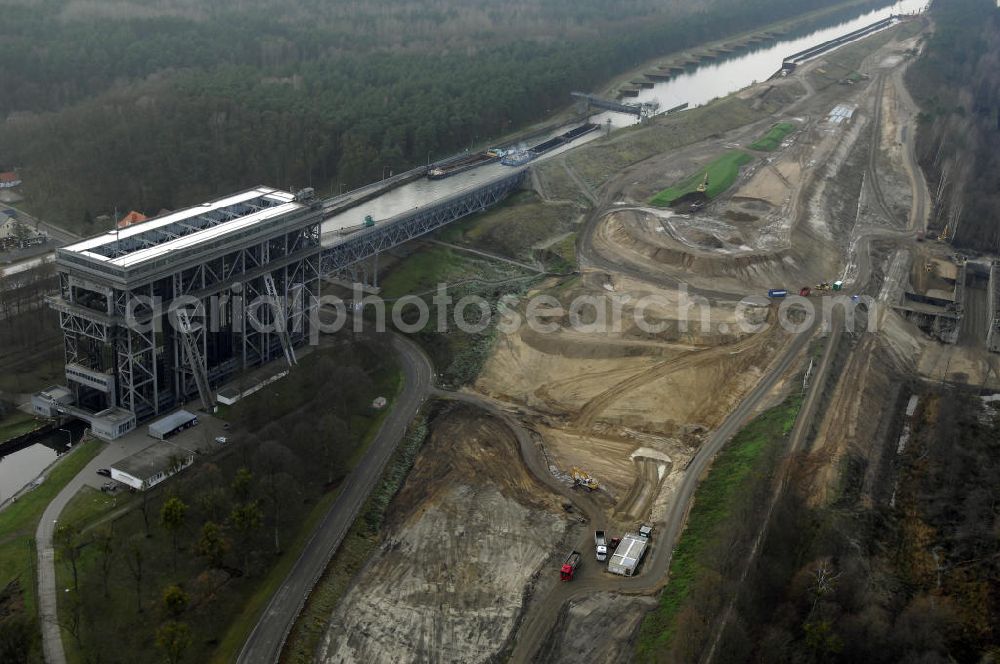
[379,245,472,300]
[439,191,578,265]
[748,121,796,151]
[0,411,43,442]
[0,439,103,615]
[649,151,753,207]
[635,396,801,660]
[58,486,119,532]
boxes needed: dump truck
[560,550,582,581]
[595,531,608,561]
[768,288,787,298]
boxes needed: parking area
[82,403,232,492]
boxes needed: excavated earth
[317,405,571,663]
[313,20,1000,663]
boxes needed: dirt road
[503,316,815,662]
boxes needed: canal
[321,0,927,240]
[0,421,87,503]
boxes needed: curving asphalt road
[237,331,433,664]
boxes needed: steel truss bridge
[319,169,526,277]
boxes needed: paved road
[2,204,80,245]
[37,425,222,664]
[237,332,433,664]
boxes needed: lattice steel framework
[320,170,526,275]
[49,200,322,421]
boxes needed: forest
[646,386,1000,664]
[906,0,1000,252]
[0,0,875,233]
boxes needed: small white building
[110,441,194,491]
[89,407,137,441]
[31,386,74,417]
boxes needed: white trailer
[607,532,649,576]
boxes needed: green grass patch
[58,486,119,532]
[0,439,103,615]
[379,246,471,299]
[282,414,430,663]
[439,191,578,264]
[649,151,753,207]
[635,396,801,661]
[541,233,578,273]
[748,121,796,151]
[0,411,44,442]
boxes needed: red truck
[799,286,812,297]
[560,550,582,581]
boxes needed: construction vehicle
[815,282,831,291]
[768,288,788,298]
[916,230,925,241]
[799,286,812,297]
[832,280,844,291]
[571,467,599,491]
[696,172,710,193]
[595,531,608,561]
[364,215,375,228]
[560,550,582,581]
[938,223,950,242]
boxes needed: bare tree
[258,440,298,554]
[123,537,145,613]
[54,523,82,593]
[93,526,115,598]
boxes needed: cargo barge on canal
[427,151,500,179]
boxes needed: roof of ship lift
[61,187,303,268]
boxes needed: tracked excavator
[571,467,599,491]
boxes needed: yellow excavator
[571,467,599,491]
[938,223,950,242]
[696,172,710,194]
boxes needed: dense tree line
[667,389,1000,663]
[0,0,885,232]
[906,0,1000,252]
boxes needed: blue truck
[768,288,788,298]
